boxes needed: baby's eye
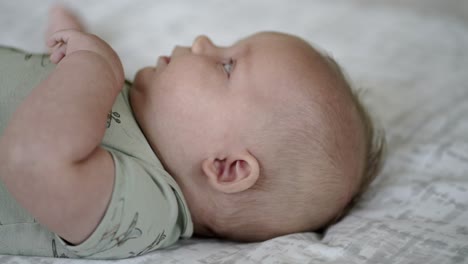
[222,58,235,78]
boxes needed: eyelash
[222,58,235,78]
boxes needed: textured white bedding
[0,0,467,263]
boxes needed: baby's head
[131,31,385,241]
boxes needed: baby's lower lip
[156,56,171,68]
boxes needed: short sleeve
[54,149,193,259]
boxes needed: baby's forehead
[243,36,329,86]
[235,32,314,52]
[228,32,345,110]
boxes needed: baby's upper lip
[156,46,189,70]
[171,46,192,57]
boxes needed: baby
[0,5,384,260]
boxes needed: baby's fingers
[49,43,67,64]
[46,29,79,48]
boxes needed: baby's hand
[47,29,124,85]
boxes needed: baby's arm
[0,29,124,245]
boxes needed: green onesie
[0,47,193,259]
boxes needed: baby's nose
[191,35,214,55]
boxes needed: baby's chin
[130,67,155,117]
[133,67,155,91]
[135,66,155,80]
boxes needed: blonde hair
[206,51,386,242]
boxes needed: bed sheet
[0,0,467,263]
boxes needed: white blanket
[1,0,467,263]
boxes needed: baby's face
[130,31,320,177]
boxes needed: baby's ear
[202,151,259,194]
